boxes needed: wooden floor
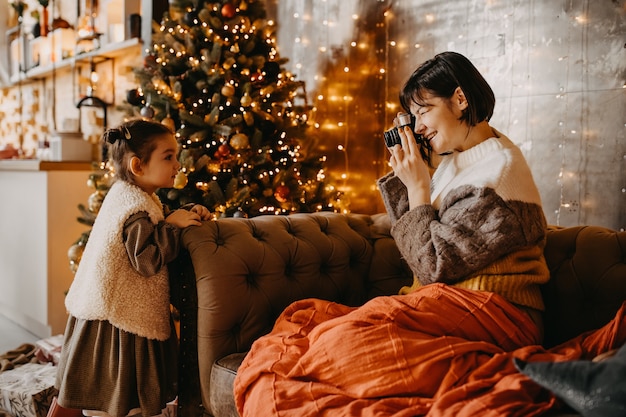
[0,313,40,355]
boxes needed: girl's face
[409,88,469,155]
[134,133,181,194]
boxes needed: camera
[383,113,415,148]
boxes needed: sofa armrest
[366,213,413,297]
[179,212,375,416]
[542,225,626,348]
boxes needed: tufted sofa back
[173,212,412,417]
[173,212,626,417]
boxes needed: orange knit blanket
[234,283,626,417]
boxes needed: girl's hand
[389,120,431,208]
[166,209,203,228]
[190,204,211,221]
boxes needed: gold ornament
[240,93,252,107]
[68,243,85,274]
[221,84,235,97]
[230,133,250,150]
[88,190,106,213]
[162,116,176,131]
[174,171,188,189]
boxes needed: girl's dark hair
[399,52,495,165]
[102,119,174,184]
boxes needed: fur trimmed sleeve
[391,184,546,284]
[377,172,410,224]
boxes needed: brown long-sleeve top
[123,211,181,277]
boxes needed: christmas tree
[69,0,345,269]
[123,0,344,218]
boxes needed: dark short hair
[399,51,495,126]
[102,119,174,184]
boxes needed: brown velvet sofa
[170,212,626,417]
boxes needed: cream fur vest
[65,180,171,340]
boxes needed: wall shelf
[10,37,142,83]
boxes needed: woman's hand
[389,120,432,208]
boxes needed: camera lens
[396,113,413,128]
[383,113,415,148]
[383,128,401,147]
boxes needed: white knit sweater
[429,132,543,210]
[65,181,171,340]
[377,132,549,310]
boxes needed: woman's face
[409,88,469,154]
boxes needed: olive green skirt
[55,316,178,417]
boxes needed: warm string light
[555,7,590,226]
[277,1,420,213]
[383,1,392,174]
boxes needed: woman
[234,52,566,417]
[378,51,549,337]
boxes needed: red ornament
[221,3,236,19]
[218,143,231,157]
[143,54,157,69]
[274,185,290,203]
[250,71,263,83]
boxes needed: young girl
[55,119,210,417]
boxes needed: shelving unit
[10,36,142,84]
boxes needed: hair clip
[122,126,132,140]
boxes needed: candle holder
[76,0,102,53]
[74,57,114,162]
[39,0,50,37]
